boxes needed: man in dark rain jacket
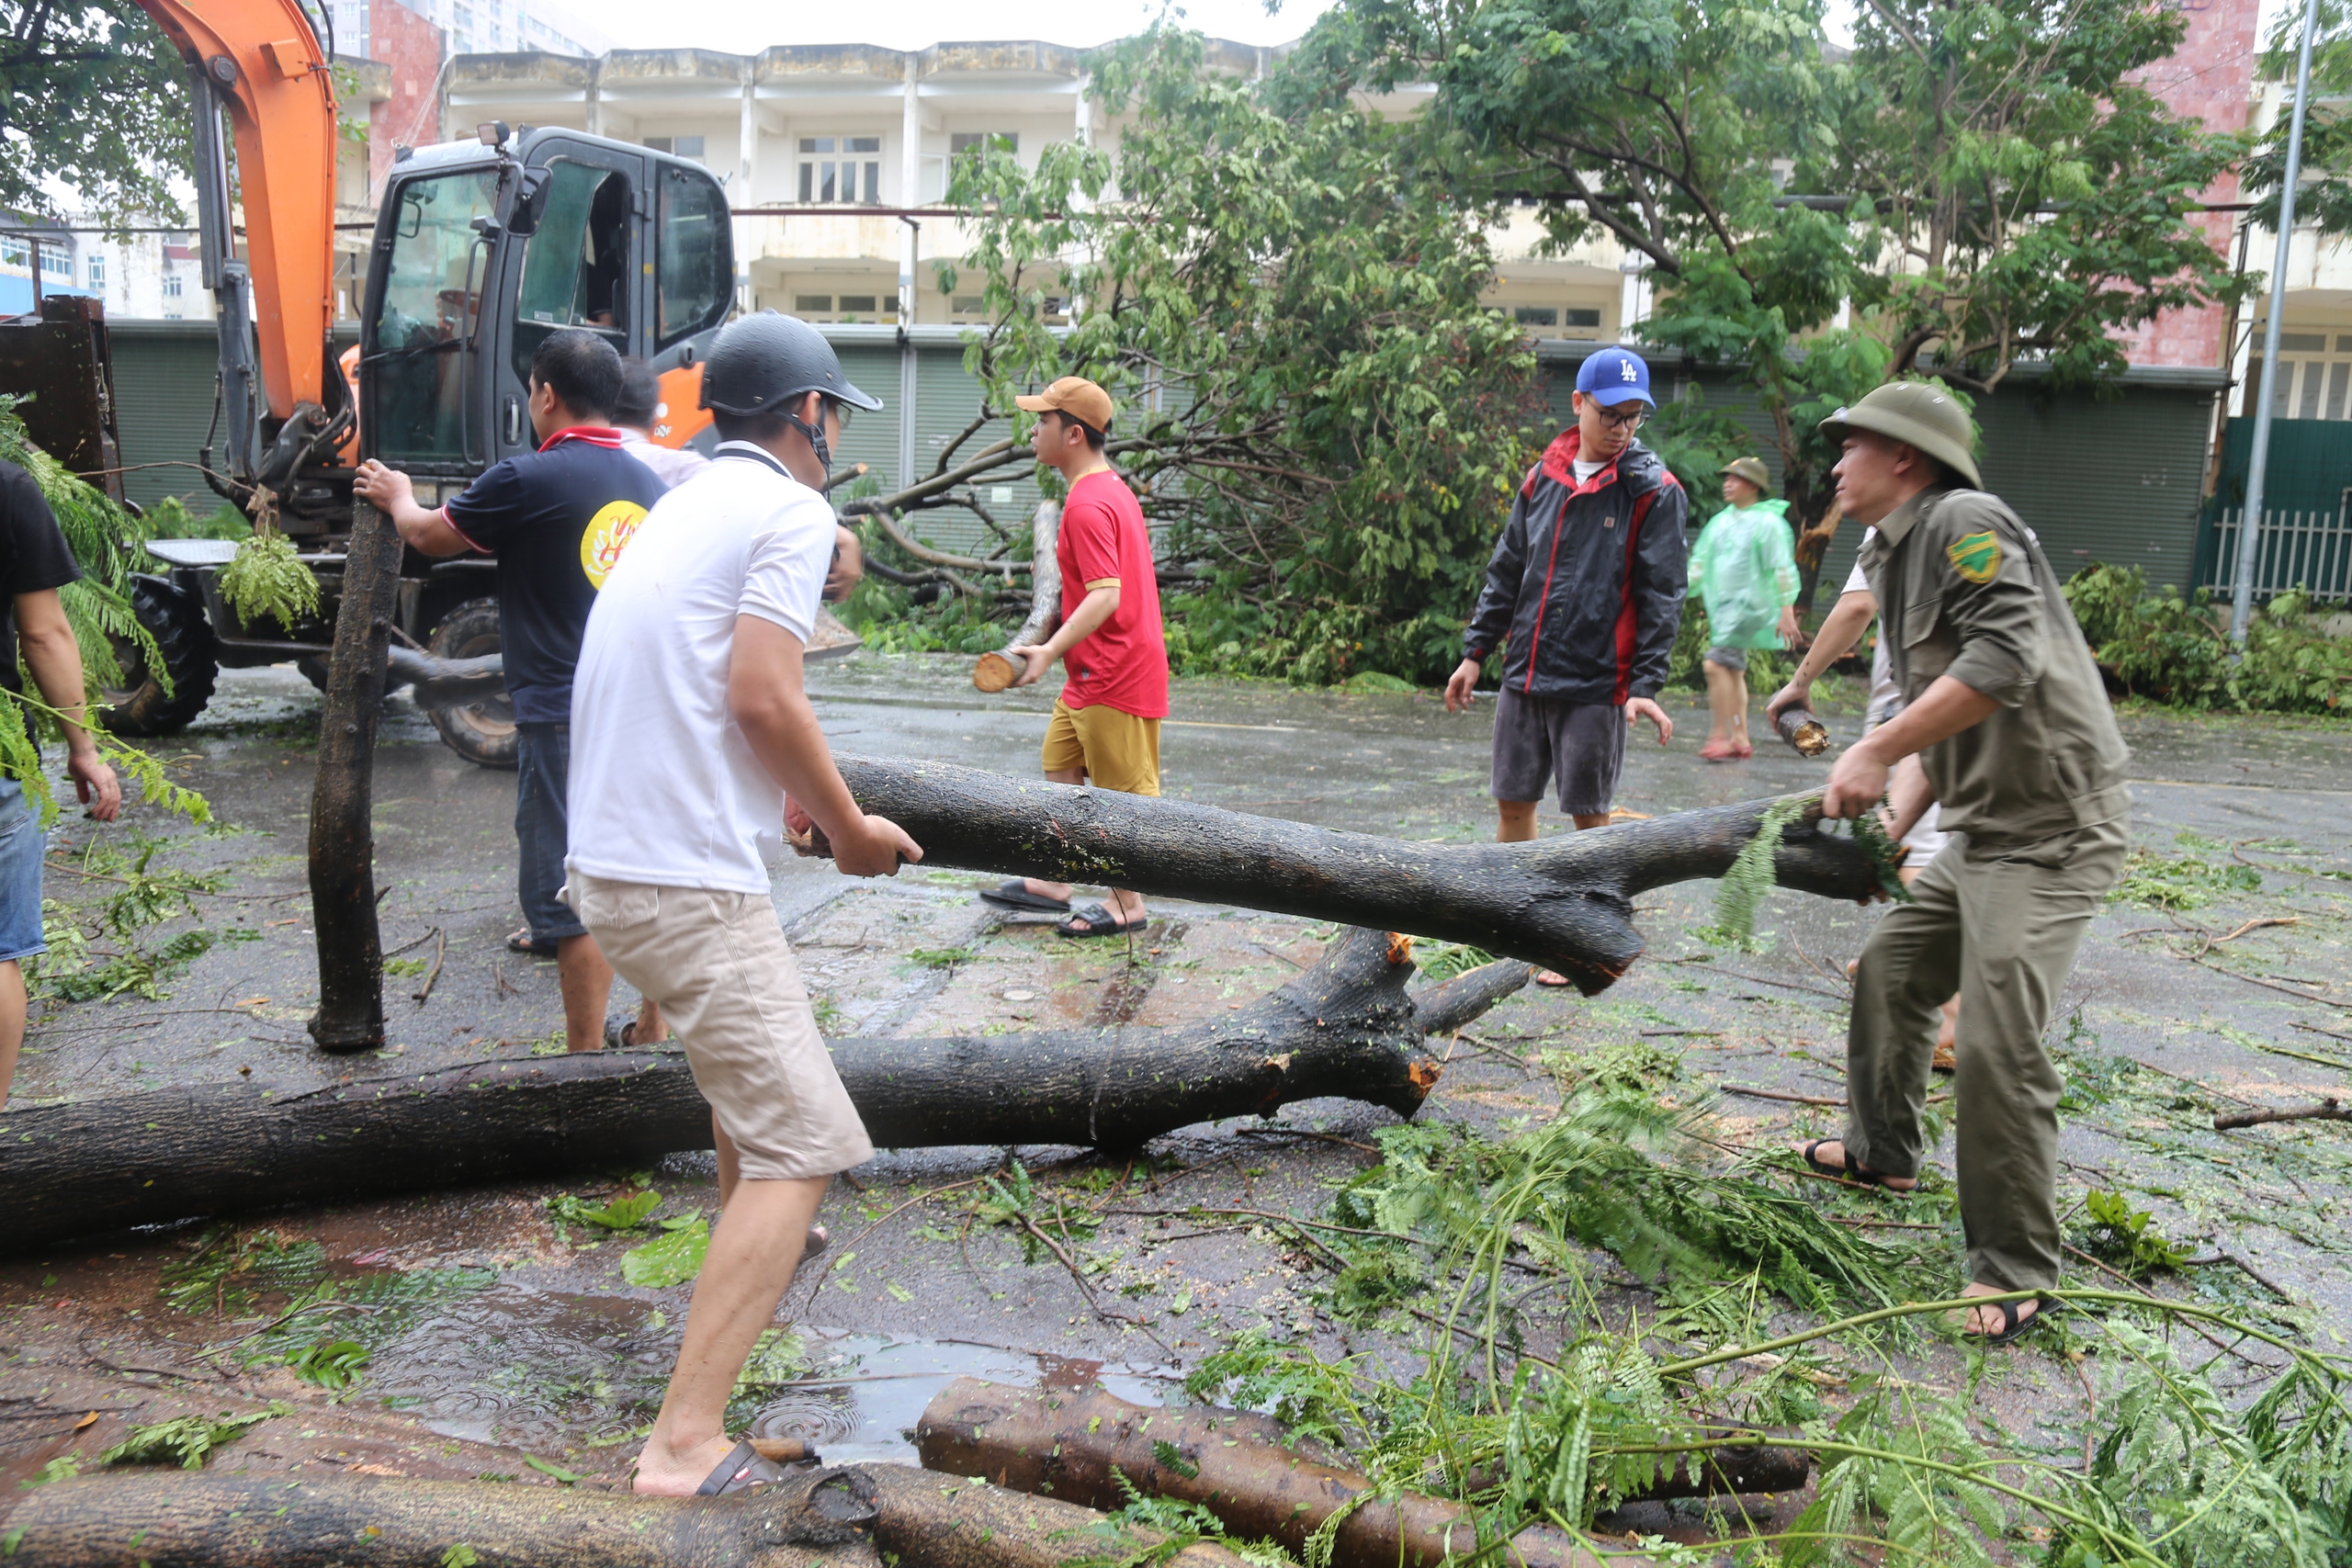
[1444,346,1689,985]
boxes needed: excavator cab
[361,128,732,479]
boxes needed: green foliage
[545,1188,662,1234]
[732,1327,811,1399]
[160,1226,328,1316]
[620,1213,710,1287]
[2064,563,2352,714]
[1415,942,1499,983]
[217,533,322,633]
[975,1159,1102,1263]
[0,0,192,223]
[101,1405,286,1469]
[906,946,977,969]
[285,1338,371,1390]
[2109,831,2265,911]
[2079,1190,2190,1280]
[31,828,232,1002]
[1693,796,1808,950]
[920,28,1543,687]
[142,496,254,542]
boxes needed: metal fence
[2201,507,2352,604]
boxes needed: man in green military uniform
[1800,381,2130,1343]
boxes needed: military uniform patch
[1948,529,2001,584]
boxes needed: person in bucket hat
[1686,455,1801,760]
[1794,379,2128,1348]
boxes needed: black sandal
[507,927,560,957]
[1057,902,1148,939]
[1801,1139,1915,1193]
[1962,1297,2052,1345]
[694,1438,788,1495]
[979,879,1071,912]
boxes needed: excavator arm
[135,0,340,492]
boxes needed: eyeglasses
[1594,404,1646,432]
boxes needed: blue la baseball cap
[1576,347,1654,409]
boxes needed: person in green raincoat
[1688,457,1803,760]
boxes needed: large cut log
[305,498,404,1054]
[918,1380,1805,1561]
[0,931,1516,1253]
[0,1463,1260,1568]
[825,758,1879,993]
[917,1377,1611,1568]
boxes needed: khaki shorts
[564,871,873,1181]
[1041,700,1161,795]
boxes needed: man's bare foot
[1794,1138,1917,1191]
[630,1430,739,1495]
[1533,969,1574,988]
[1959,1280,2041,1339]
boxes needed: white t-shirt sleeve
[736,498,832,642]
[1840,525,1881,595]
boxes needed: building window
[1565,307,1602,329]
[951,295,986,316]
[2263,333,2352,421]
[0,240,24,268]
[163,273,184,299]
[838,294,878,317]
[1514,306,1557,326]
[951,131,1017,161]
[797,294,831,312]
[798,136,881,204]
[87,254,105,290]
[38,247,69,282]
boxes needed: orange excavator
[105,0,732,762]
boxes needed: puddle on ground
[345,1280,1172,1458]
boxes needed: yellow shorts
[1042,700,1161,795]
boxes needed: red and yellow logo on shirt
[580,499,650,589]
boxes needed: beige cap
[1013,376,1114,434]
[1817,380,1980,488]
[1721,456,1772,491]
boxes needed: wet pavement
[3,652,2349,1530]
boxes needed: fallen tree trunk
[917,1379,1805,1560]
[972,502,1059,694]
[826,758,1880,994]
[0,931,1515,1252]
[0,1463,1260,1568]
[918,1378,1611,1568]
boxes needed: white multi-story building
[439,41,1634,338]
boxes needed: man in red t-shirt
[980,377,1169,938]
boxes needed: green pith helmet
[1720,455,1772,491]
[1817,381,1981,489]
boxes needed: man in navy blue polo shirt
[355,328,666,1055]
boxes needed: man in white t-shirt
[1768,533,1957,1070]
[564,312,920,1497]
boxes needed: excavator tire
[424,596,518,771]
[97,578,219,737]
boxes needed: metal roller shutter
[910,344,1040,561]
[826,341,902,496]
[108,321,228,516]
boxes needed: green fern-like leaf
[217,533,321,632]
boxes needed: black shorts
[1490,689,1626,817]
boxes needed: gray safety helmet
[698,310,884,417]
[699,310,879,471]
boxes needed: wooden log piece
[972,502,1060,694]
[915,1377,1618,1568]
[0,931,1518,1253]
[0,1464,1256,1568]
[305,497,404,1054]
[826,756,1881,993]
[2,1469,876,1568]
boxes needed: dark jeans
[516,721,586,944]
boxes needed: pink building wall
[368,0,446,202]
[2112,0,2262,368]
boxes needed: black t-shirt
[442,429,662,725]
[0,460,85,697]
